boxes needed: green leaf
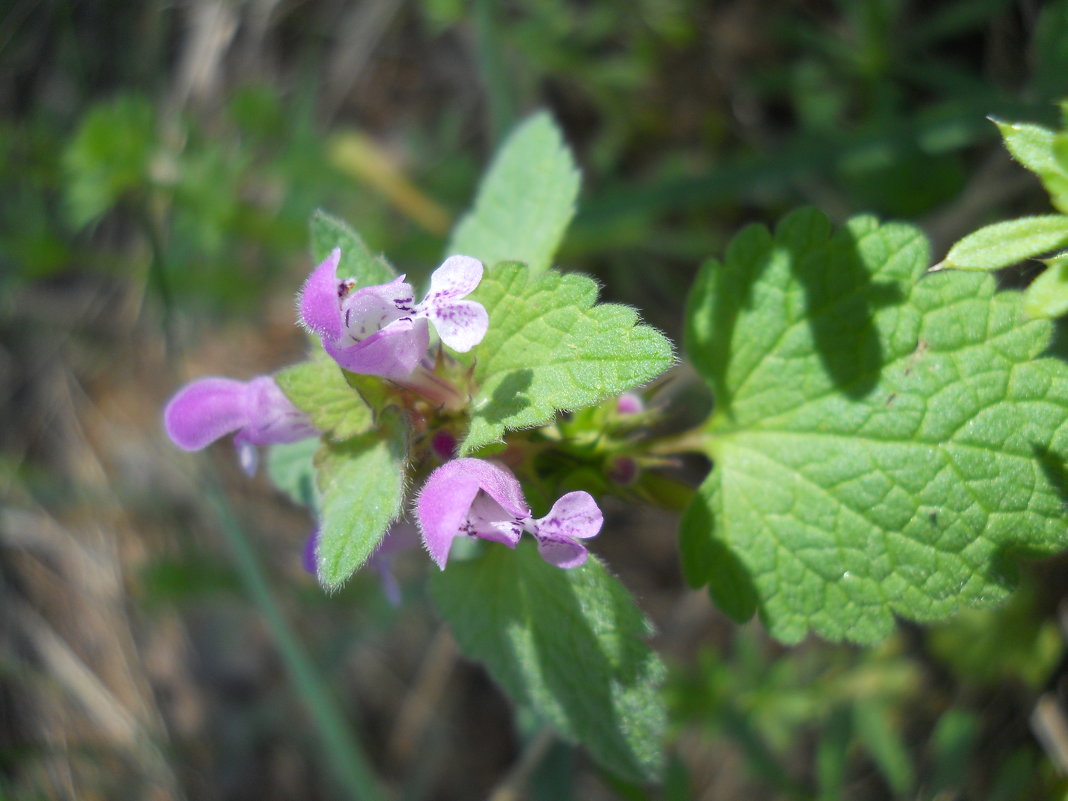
[1024,254,1068,319]
[995,120,1068,212]
[266,438,321,510]
[939,215,1068,271]
[683,208,1068,643]
[63,95,155,227]
[430,542,666,782]
[314,416,407,590]
[460,263,674,454]
[310,209,396,287]
[853,701,914,795]
[446,112,580,275]
[276,355,374,442]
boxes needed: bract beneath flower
[164,375,316,475]
[298,249,488,380]
[416,458,603,570]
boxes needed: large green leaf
[309,209,396,287]
[460,262,673,454]
[314,415,407,590]
[430,542,666,782]
[446,112,580,275]
[683,208,1068,643]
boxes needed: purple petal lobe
[536,536,589,569]
[423,299,489,352]
[299,248,344,342]
[325,318,430,379]
[240,376,317,445]
[427,255,483,300]
[302,528,320,575]
[533,491,603,540]
[417,464,482,569]
[164,377,252,451]
[416,458,530,569]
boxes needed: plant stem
[473,0,515,146]
[644,427,712,457]
[203,469,384,801]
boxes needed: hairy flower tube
[416,458,603,570]
[299,248,489,380]
[164,375,316,475]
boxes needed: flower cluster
[298,249,488,380]
[163,250,604,589]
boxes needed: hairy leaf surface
[314,415,406,590]
[684,208,1068,642]
[431,543,666,782]
[446,112,580,275]
[461,262,673,454]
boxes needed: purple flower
[416,458,603,570]
[298,249,489,380]
[164,375,316,475]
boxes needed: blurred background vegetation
[4,0,1068,799]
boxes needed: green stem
[473,0,515,146]
[644,427,712,457]
[138,202,180,361]
[203,470,384,801]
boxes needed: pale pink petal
[339,276,414,345]
[464,493,523,546]
[532,491,603,540]
[425,255,483,300]
[299,248,344,343]
[423,299,489,353]
[536,536,589,569]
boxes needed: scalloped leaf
[683,208,1068,643]
[460,262,673,454]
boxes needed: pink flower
[416,458,603,570]
[298,249,489,380]
[163,375,316,474]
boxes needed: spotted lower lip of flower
[163,375,316,475]
[416,458,603,570]
[298,249,489,379]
